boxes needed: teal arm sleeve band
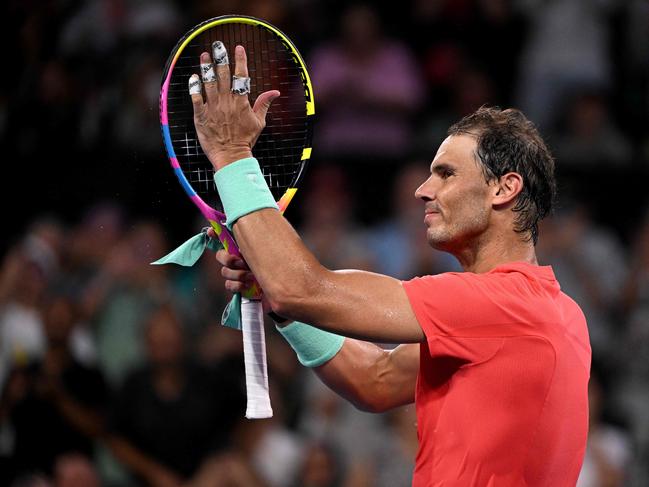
[214,157,279,230]
[276,321,345,368]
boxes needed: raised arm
[192,44,425,344]
[233,211,425,344]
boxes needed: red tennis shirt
[402,262,591,486]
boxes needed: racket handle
[241,297,273,419]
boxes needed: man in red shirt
[191,45,591,485]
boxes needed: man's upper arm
[279,268,426,344]
[315,341,419,412]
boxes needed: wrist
[208,147,253,170]
[277,321,345,368]
[268,310,290,325]
[213,157,278,230]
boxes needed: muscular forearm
[313,340,418,413]
[233,208,322,306]
[233,210,424,343]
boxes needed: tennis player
[192,45,591,486]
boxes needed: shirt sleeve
[402,272,515,363]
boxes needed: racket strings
[166,22,309,206]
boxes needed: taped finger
[189,74,204,113]
[201,62,216,83]
[213,41,231,93]
[231,76,251,95]
[189,74,202,95]
[212,41,229,66]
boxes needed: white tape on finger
[212,41,229,66]
[201,63,216,83]
[188,74,201,95]
[231,76,251,95]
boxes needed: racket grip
[241,297,273,419]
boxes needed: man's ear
[492,172,523,207]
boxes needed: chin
[426,230,453,252]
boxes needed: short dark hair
[447,106,556,244]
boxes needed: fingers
[225,279,249,293]
[201,52,219,104]
[195,42,252,102]
[215,249,253,293]
[212,41,231,94]
[216,254,255,293]
[252,90,281,121]
[233,45,248,78]
[232,45,251,98]
[189,74,204,118]
[221,265,254,283]
[215,249,249,270]
[234,46,248,78]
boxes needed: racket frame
[159,15,314,419]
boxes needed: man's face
[415,135,493,252]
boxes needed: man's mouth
[424,209,441,224]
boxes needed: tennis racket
[160,15,314,418]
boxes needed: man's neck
[454,232,538,274]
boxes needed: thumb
[252,90,280,121]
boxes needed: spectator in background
[470,0,527,105]
[81,221,171,387]
[107,305,246,487]
[170,234,233,349]
[415,67,496,156]
[113,53,166,156]
[53,453,101,487]
[293,440,343,487]
[309,4,424,161]
[554,91,632,168]
[64,203,126,300]
[372,406,417,487]
[226,374,305,487]
[577,364,631,487]
[365,162,460,279]
[617,208,649,484]
[516,0,618,129]
[0,294,107,484]
[298,165,373,270]
[0,218,97,389]
[408,0,525,108]
[0,224,57,388]
[298,374,382,487]
[8,474,52,487]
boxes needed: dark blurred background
[1,1,648,486]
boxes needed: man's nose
[415,176,434,201]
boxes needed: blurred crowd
[2,0,649,486]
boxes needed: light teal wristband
[277,321,345,368]
[214,157,278,230]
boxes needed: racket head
[159,15,314,222]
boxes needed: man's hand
[208,228,273,314]
[190,42,280,170]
